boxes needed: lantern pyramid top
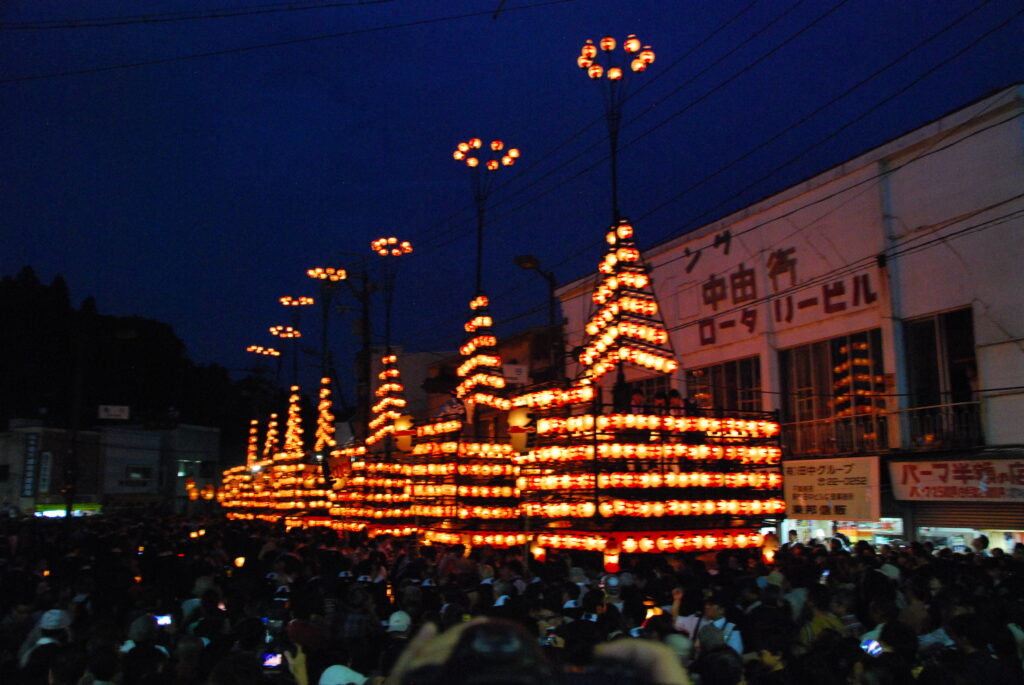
[367,353,408,446]
[455,294,511,410]
[314,377,337,453]
[280,386,306,459]
[577,219,677,382]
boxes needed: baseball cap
[319,665,366,685]
[40,609,71,630]
[387,610,411,633]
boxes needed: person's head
[703,593,729,621]
[695,646,745,685]
[970,535,989,553]
[48,646,88,685]
[206,651,265,685]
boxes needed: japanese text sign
[783,456,880,521]
[890,460,1024,502]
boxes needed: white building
[558,84,1024,550]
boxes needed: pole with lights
[576,34,654,223]
[576,34,657,408]
[306,267,347,380]
[451,139,520,427]
[278,296,315,384]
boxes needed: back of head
[695,647,744,685]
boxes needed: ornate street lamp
[307,266,348,380]
[370,237,413,354]
[577,34,654,222]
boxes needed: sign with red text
[783,456,880,521]
[890,460,1024,502]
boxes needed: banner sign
[890,460,1024,502]
[783,456,880,521]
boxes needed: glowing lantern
[624,35,641,53]
[486,160,499,170]
[603,551,620,573]
[640,47,655,64]
[607,67,623,81]
[581,40,597,59]
[453,150,465,160]
[490,140,503,150]
[577,55,593,69]
[234,557,245,568]
[508,148,520,159]
[588,64,604,79]
[600,36,616,51]
[469,138,482,149]
[466,157,479,167]
[631,58,647,73]
[458,142,470,152]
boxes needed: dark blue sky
[3,0,1022,390]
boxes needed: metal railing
[893,401,982,451]
[782,401,983,456]
[782,413,888,457]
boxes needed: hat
[663,633,693,662]
[603,575,621,595]
[387,610,411,633]
[127,614,157,642]
[40,609,71,630]
[569,567,588,585]
[766,571,785,587]
[319,664,367,685]
[878,564,901,582]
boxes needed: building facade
[558,85,1024,550]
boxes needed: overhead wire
[410,0,767,259]
[0,0,396,29]
[0,0,577,84]
[414,0,814,257]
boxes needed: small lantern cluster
[307,266,347,282]
[269,325,301,338]
[578,35,655,80]
[279,295,315,306]
[246,345,281,357]
[372,237,413,257]
[453,138,520,170]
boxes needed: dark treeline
[0,266,286,460]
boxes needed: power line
[412,0,768,258]
[0,0,396,30]
[495,2,1022,284]
[0,0,577,84]
[646,2,1024,247]
[422,0,855,257]
[635,0,998,226]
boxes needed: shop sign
[890,459,1024,502]
[783,456,880,521]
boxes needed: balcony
[782,413,888,457]
[893,401,982,451]
[782,401,983,456]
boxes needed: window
[905,308,977,406]
[686,356,762,412]
[903,308,981,449]
[125,465,153,481]
[779,329,886,455]
[625,375,671,407]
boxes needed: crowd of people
[1,513,1022,685]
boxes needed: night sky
[3,0,1022,391]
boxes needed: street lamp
[246,345,282,383]
[577,34,654,223]
[515,254,563,381]
[370,237,413,354]
[307,266,348,380]
[452,138,520,296]
[269,323,303,384]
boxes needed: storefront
[890,456,1024,552]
